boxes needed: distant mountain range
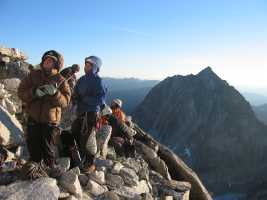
[131,67,267,197]
[105,87,153,115]
[251,104,267,125]
[103,77,267,125]
[241,92,267,106]
[102,77,160,91]
[103,77,160,115]
[240,93,267,125]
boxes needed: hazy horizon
[100,71,267,97]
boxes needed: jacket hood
[41,50,64,72]
[85,56,102,75]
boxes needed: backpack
[95,115,103,131]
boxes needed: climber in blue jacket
[71,56,107,174]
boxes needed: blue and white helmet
[102,106,112,116]
[113,99,122,107]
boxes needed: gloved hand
[35,86,47,97]
[44,82,58,96]
[72,94,82,105]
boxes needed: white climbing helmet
[102,106,112,116]
[113,99,122,107]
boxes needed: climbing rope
[18,161,49,180]
[81,112,88,135]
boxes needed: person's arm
[115,116,133,141]
[81,79,107,107]
[118,110,126,122]
[17,73,39,103]
[46,79,71,108]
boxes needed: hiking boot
[80,164,95,174]
[39,162,50,175]
[48,165,62,179]
[39,160,63,179]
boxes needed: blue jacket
[74,56,107,116]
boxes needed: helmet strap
[104,114,111,120]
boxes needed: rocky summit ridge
[0,46,213,200]
[132,67,267,197]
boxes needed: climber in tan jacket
[17,50,71,178]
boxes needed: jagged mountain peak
[133,67,247,137]
[197,66,217,80]
[198,66,213,75]
[196,66,229,90]
[133,67,267,196]
[161,67,228,93]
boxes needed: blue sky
[1,0,267,95]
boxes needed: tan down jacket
[18,52,71,124]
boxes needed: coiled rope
[18,161,49,180]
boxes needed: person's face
[111,102,116,107]
[84,62,93,72]
[43,58,55,71]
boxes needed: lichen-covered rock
[0,62,29,80]
[58,185,70,199]
[95,157,113,170]
[119,168,139,186]
[112,186,142,200]
[85,179,108,196]
[165,180,191,191]
[58,171,82,199]
[88,170,105,185]
[58,157,71,172]
[0,79,22,113]
[110,161,124,174]
[0,106,25,148]
[0,177,59,200]
[0,46,29,62]
[105,173,124,187]
[78,174,88,186]
[104,191,120,200]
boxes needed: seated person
[111,99,126,121]
[110,99,133,128]
[102,106,135,158]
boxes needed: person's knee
[109,137,123,147]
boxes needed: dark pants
[125,120,133,128]
[26,118,58,168]
[109,137,127,156]
[71,111,97,165]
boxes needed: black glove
[100,103,106,111]
[72,95,82,105]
